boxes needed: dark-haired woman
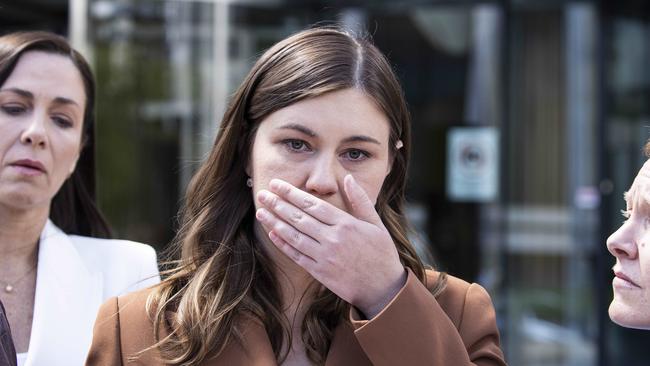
[88,27,506,365]
[0,31,159,366]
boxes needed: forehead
[258,88,391,139]
[2,51,86,103]
[626,160,650,204]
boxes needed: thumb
[343,174,381,225]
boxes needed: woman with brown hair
[87,26,506,365]
[0,31,159,366]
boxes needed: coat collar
[133,309,371,366]
[175,316,370,365]
[209,319,371,366]
[25,220,103,366]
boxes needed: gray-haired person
[607,141,650,329]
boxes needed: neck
[254,222,316,315]
[0,203,48,265]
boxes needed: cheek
[250,146,304,197]
[52,133,82,178]
[0,124,21,160]
[640,243,650,287]
[356,170,389,205]
[253,157,289,184]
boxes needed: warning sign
[446,127,499,202]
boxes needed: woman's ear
[386,139,403,176]
[385,157,393,177]
[245,160,251,178]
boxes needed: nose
[304,153,340,198]
[20,112,48,149]
[606,221,639,260]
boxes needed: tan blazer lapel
[325,322,371,366]
[117,289,380,366]
[204,319,276,366]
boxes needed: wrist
[357,267,407,319]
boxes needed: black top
[0,300,16,366]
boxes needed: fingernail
[269,179,282,191]
[345,174,356,186]
[256,208,268,221]
[258,191,269,203]
[269,230,278,241]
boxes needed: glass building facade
[3,0,650,364]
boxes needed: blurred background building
[2,0,650,364]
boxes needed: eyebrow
[0,87,81,107]
[624,188,650,210]
[278,123,317,137]
[277,123,382,145]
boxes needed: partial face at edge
[248,88,394,214]
[607,159,650,329]
[0,51,86,210]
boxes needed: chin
[0,190,45,209]
[609,300,650,330]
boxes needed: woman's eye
[284,139,310,152]
[52,116,73,128]
[344,149,369,161]
[1,104,26,115]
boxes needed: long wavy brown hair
[145,26,446,365]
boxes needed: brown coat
[86,270,506,365]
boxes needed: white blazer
[22,220,160,366]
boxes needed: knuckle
[302,196,316,209]
[268,194,279,208]
[340,220,354,232]
[279,183,291,195]
[333,225,349,240]
[324,232,338,245]
[313,260,331,277]
[310,265,322,278]
[291,231,301,246]
[323,255,337,267]
[291,249,302,262]
[290,211,303,224]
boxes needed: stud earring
[246,178,253,187]
[395,140,404,149]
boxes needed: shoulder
[69,235,157,260]
[115,287,163,356]
[89,287,160,364]
[68,235,160,296]
[424,270,495,329]
[98,287,159,337]
[94,287,155,335]
[68,235,158,273]
[115,286,155,320]
[42,221,156,265]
